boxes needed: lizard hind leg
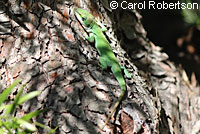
[96,18,107,32]
[85,32,95,43]
[99,57,108,70]
[111,64,126,91]
[120,65,131,78]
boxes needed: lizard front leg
[84,29,95,43]
[96,18,107,32]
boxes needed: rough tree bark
[0,0,199,134]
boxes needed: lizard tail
[101,89,125,130]
[101,64,126,130]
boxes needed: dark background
[141,0,200,82]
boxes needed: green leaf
[0,104,10,111]
[35,121,47,129]
[47,126,58,134]
[17,130,26,134]
[182,8,198,24]
[16,118,37,132]
[1,121,12,134]
[0,128,5,134]
[21,109,44,121]
[8,84,25,114]
[197,18,200,25]
[18,91,41,105]
[0,79,20,106]
[3,104,12,115]
[35,122,57,134]
[181,0,200,25]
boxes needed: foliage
[0,79,57,134]
[181,0,200,26]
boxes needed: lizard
[74,7,131,129]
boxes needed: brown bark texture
[0,0,199,134]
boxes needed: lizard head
[74,8,95,28]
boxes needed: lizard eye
[82,17,86,21]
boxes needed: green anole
[74,8,131,129]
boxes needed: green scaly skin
[74,8,131,130]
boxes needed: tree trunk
[0,0,199,134]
